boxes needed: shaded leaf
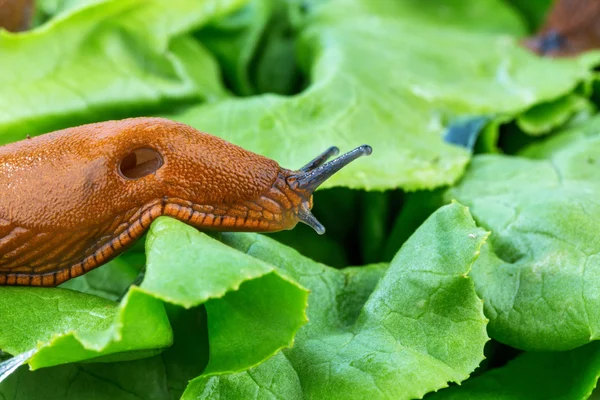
[429,341,600,400]
[162,305,210,400]
[59,247,145,301]
[516,93,595,135]
[0,357,170,400]
[383,189,445,262]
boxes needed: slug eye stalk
[288,145,372,234]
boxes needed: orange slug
[523,0,600,57]
[0,117,371,287]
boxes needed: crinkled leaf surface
[0,0,241,143]
[184,203,489,399]
[446,115,600,351]
[0,217,308,376]
[429,341,600,400]
[169,0,597,191]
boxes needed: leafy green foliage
[185,203,490,399]
[0,0,241,143]
[0,217,307,375]
[447,115,600,351]
[3,0,600,398]
[2,359,172,400]
[170,0,599,191]
[0,285,171,369]
[429,341,600,400]
[516,93,596,135]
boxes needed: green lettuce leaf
[142,217,309,374]
[195,0,277,96]
[0,217,308,374]
[0,0,242,143]
[429,341,600,400]
[161,305,210,400]
[168,0,597,191]
[1,357,172,400]
[0,286,171,370]
[446,115,600,350]
[34,0,108,23]
[516,93,596,135]
[505,0,552,31]
[184,202,490,399]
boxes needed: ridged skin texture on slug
[523,0,600,57]
[0,117,310,287]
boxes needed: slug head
[144,119,372,235]
[279,145,372,235]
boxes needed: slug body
[0,117,371,286]
[523,0,600,57]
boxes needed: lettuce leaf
[429,341,600,400]
[183,202,490,399]
[0,217,307,374]
[169,0,597,191]
[0,0,242,144]
[1,357,173,400]
[447,115,600,350]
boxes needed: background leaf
[516,93,596,135]
[168,0,598,191]
[447,115,600,350]
[428,341,600,400]
[0,0,243,143]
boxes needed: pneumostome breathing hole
[119,148,163,179]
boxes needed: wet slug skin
[0,117,371,286]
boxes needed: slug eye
[118,148,163,180]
